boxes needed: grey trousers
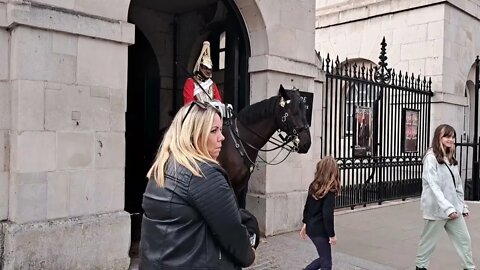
[416,217,475,269]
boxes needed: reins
[232,116,297,152]
[227,116,295,168]
[224,97,306,169]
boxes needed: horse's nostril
[300,142,311,152]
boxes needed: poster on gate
[402,108,419,153]
[354,106,373,157]
[299,91,313,126]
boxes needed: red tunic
[183,78,222,104]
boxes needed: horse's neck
[239,118,277,148]
[235,96,280,150]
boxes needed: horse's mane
[237,95,280,125]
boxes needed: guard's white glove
[209,101,233,119]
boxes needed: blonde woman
[139,101,255,269]
[300,156,341,270]
[415,124,475,270]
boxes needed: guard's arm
[183,79,195,104]
[213,83,223,102]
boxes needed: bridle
[226,95,309,170]
[275,97,310,148]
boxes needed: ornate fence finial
[335,56,341,75]
[374,37,392,84]
[361,62,366,79]
[325,53,331,73]
[344,57,349,76]
[476,56,480,75]
[391,69,396,85]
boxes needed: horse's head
[276,85,312,153]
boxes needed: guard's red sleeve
[183,78,195,105]
[213,83,222,102]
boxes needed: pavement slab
[130,198,480,269]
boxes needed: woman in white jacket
[415,124,475,270]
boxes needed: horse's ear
[279,84,288,99]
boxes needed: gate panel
[321,38,434,208]
[457,56,480,201]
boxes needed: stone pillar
[238,0,322,236]
[0,1,133,269]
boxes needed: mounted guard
[183,41,223,104]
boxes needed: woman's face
[441,134,455,150]
[207,114,224,159]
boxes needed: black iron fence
[456,135,475,200]
[320,38,434,209]
[456,56,480,201]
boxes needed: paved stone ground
[332,199,480,270]
[245,232,395,270]
[129,199,480,269]
[129,232,392,270]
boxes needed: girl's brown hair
[309,156,341,199]
[431,124,457,165]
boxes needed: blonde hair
[147,103,220,186]
[309,156,341,199]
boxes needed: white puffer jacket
[420,150,469,220]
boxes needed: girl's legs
[445,217,475,270]
[416,219,446,268]
[305,236,332,270]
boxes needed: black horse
[218,85,312,208]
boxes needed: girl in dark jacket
[300,156,341,270]
[139,101,256,269]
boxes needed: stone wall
[0,0,132,268]
[2,212,130,270]
[237,0,320,236]
[0,1,9,223]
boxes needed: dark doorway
[125,28,161,244]
[209,9,249,110]
[125,0,251,255]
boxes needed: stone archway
[228,0,267,57]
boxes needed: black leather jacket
[139,159,255,269]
